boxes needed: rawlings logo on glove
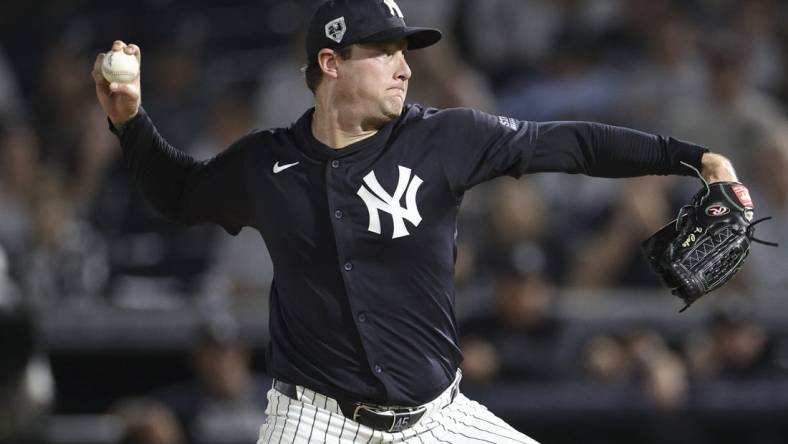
[642,180,777,312]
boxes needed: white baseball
[101,50,139,84]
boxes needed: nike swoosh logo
[273,161,300,174]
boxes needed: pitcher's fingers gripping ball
[101,47,139,83]
[92,41,142,126]
[101,49,139,83]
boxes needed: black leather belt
[273,380,457,433]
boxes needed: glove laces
[748,216,779,247]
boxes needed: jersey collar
[293,107,407,162]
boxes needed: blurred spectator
[583,334,634,384]
[155,313,269,444]
[730,0,784,92]
[583,328,689,409]
[143,40,207,150]
[0,45,25,121]
[111,397,186,444]
[0,122,39,273]
[745,126,788,290]
[0,246,19,302]
[91,171,218,305]
[253,24,316,130]
[72,103,120,212]
[24,35,118,214]
[666,33,788,181]
[498,28,623,122]
[567,176,676,288]
[89,159,219,306]
[461,248,571,384]
[31,40,95,179]
[684,311,783,380]
[600,0,675,60]
[18,171,108,307]
[625,329,688,410]
[189,90,257,162]
[0,267,53,444]
[201,225,274,302]
[478,179,566,284]
[619,8,706,131]
[457,0,564,82]
[15,34,117,247]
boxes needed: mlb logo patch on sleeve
[498,116,520,131]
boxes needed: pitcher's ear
[318,48,340,80]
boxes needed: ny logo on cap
[325,17,346,43]
[383,0,404,18]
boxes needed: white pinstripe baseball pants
[256,376,539,444]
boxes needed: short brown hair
[303,46,353,94]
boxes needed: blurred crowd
[1,0,788,443]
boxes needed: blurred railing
[38,287,788,351]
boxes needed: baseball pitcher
[92,0,767,442]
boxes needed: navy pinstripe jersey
[112,103,705,406]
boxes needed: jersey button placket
[326,156,383,385]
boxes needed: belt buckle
[351,404,368,423]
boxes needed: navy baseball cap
[306,0,442,63]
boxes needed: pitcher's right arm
[93,41,251,235]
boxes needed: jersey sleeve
[435,108,708,194]
[111,107,252,235]
[436,108,538,194]
[526,121,708,178]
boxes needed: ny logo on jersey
[382,0,404,18]
[325,17,346,43]
[357,166,422,239]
